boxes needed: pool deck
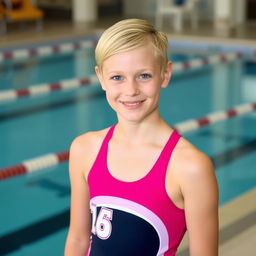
[0,16,255,255]
[0,17,256,48]
[177,188,256,256]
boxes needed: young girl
[64,19,218,256]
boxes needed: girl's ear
[161,61,172,88]
[95,66,106,91]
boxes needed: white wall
[72,0,97,22]
[214,0,246,26]
[214,0,232,19]
[234,0,246,24]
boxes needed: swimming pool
[0,38,255,255]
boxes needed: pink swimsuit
[87,125,186,256]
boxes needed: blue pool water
[0,39,255,255]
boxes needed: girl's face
[96,43,172,123]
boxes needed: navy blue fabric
[89,207,160,256]
[174,0,186,6]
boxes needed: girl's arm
[64,137,92,256]
[181,151,219,256]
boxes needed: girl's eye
[139,73,152,79]
[111,75,122,81]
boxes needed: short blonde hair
[95,18,169,73]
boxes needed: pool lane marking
[0,209,70,255]
[174,102,256,133]
[0,75,99,102]
[0,101,255,181]
[0,52,244,103]
[0,40,95,62]
[0,152,69,180]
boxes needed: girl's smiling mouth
[119,100,146,109]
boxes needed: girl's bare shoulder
[70,128,109,152]
[173,137,214,179]
[69,127,110,174]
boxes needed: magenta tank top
[87,125,186,256]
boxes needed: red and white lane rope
[172,51,243,72]
[173,102,256,133]
[0,101,255,181]
[0,40,95,62]
[0,52,244,103]
[0,75,99,102]
[0,152,69,181]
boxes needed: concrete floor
[177,189,256,256]
[219,224,256,256]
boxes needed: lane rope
[0,152,69,181]
[0,52,244,103]
[0,75,99,102]
[174,102,256,133]
[0,38,255,63]
[0,101,255,181]
[0,40,96,63]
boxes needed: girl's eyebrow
[105,68,154,74]
[106,71,123,74]
[103,69,123,75]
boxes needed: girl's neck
[114,116,172,146]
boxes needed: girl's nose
[125,80,139,96]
